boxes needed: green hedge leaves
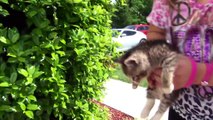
[0,0,117,119]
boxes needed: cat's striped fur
[116,40,180,120]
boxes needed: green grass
[109,64,147,87]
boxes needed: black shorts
[168,107,185,120]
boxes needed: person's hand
[147,55,206,90]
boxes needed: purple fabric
[173,27,212,63]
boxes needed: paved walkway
[103,79,168,120]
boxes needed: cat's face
[116,52,150,89]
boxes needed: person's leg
[168,108,185,120]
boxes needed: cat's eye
[132,76,138,81]
[140,71,147,76]
[133,75,142,82]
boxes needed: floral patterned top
[147,0,213,119]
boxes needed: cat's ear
[114,57,122,63]
[114,56,125,64]
[124,58,139,68]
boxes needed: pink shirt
[147,0,213,62]
[147,0,213,119]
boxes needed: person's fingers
[152,68,161,76]
[147,69,162,88]
[152,69,162,83]
[146,56,191,90]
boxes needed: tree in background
[112,0,153,28]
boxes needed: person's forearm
[147,24,166,40]
[147,31,166,40]
[173,56,206,90]
[198,63,213,86]
[193,63,206,85]
[184,61,213,87]
[196,63,213,86]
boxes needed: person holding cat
[146,0,213,119]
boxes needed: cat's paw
[162,84,174,94]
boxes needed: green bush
[0,0,118,119]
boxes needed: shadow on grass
[109,64,147,87]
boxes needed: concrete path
[103,79,168,120]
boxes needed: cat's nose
[132,81,139,89]
[132,76,138,81]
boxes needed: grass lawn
[109,64,147,87]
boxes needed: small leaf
[27,66,36,77]
[0,82,10,87]
[27,10,37,17]
[0,9,9,16]
[0,105,16,112]
[0,105,11,111]
[39,20,49,28]
[18,102,26,111]
[0,36,10,44]
[32,71,43,79]
[25,110,34,119]
[66,0,82,4]
[7,53,17,58]
[27,104,39,110]
[61,93,69,100]
[0,28,7,36]
[18,69,28,77]
[17,57,25,62]
[0,62,6,71]
[12,85,18,90]
[11,33,20,43]
[26,77,33,85]
[0,0,8,4]
[28,95,37,101]
[61,101,67,109]
[56,51,65,56]
[48,32,57,39]
[25,84,36,94]
[60,39,66,44]
[8,28,19,43]
[10,72,17,83]
[0,76,8,80]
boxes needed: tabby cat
[116,40,180,120]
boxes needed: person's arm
[147,52,208,90]
[146,25,213,90]
[147,24,166,40]
[146,0,213,89]
[173,56,206,90]
[175,57,213,89]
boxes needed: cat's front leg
[140,98,155,119]
[150,98,171,120]
[161,67,175,94]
